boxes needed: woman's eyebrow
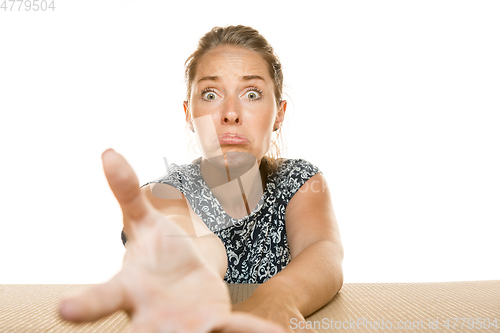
[241,75,265,82]
[197,75,266,83]
[197,76,218,83]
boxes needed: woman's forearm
[124,212,228,280]
[156,213,229,279]
[128,184,229,279]
[189,230,228,279]
[251,240,343,317]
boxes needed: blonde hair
[184,25,286,172]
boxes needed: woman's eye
[245,90,261,100]
[203,92,217,101]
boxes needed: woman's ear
[183,101,190,121]
[183,101,195,133]
[274,100,287,130]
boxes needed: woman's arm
[137,183,228,278]
[233,173,344,328]
[59,150,285,333]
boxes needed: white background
[1,0,499,284]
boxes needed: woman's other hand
[58,149,285,333]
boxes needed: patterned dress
[121,156,322,283]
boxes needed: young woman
[59,25,344,333]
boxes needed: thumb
[102,149,151,222]
[59,274,128,323]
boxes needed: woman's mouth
[217,133,249,145]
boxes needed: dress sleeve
[121,229,127,247]
[283,159,323,203]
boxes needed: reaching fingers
[59,274,127,323]
[102,149,152,223]
[215,313,288,333]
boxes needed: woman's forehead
[194,46,271,82]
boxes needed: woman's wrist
[248,275,302,314]
[233,280,306,333]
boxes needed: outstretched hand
[58,149,286,333]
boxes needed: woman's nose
[221,96,241,125]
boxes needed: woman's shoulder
[266,156,322,178]
[141,157,201,189]
[265,156,323,201]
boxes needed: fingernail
[102,148,115,158]
[60,299,78,319]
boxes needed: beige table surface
[1,280,499,332]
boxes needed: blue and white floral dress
[122,156,321,283]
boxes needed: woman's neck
[200,155,267,219]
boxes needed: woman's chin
[204,151,257,172]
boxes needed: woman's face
[184,45,286,170]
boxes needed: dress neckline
[193,157,276,222]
